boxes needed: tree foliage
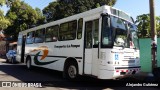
[43,0,117,22]
[135,14,160,38]
[5,0,45,40]
[0,0,10,30]
[0,0,13,7]
[0,11,10,30]
[156,16,160,36]
[0,0,5,6]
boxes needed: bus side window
[59,22,68,41]
[45,25,58,42]
[59,20,77,41]
[77,18,83,39]
[68,20,77,40]
[34,29,45,43]
[26,32,34,44]
[101,15,112,48]
[93,19,99,48]
[85,21,92,48]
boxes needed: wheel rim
[68,65,77,79]
[27,60,30,68]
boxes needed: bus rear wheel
[26,57,32,69]
[64,62,78,80]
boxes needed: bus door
[84,19,99,76]
[17,35,26,63]
[21,35,26,63]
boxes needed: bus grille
[123,60,135,63]
[122,54,135,65]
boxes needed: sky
[1,0,54,14]
[1,0,160,20]
[22,0,54,10]
[114,0,160,20]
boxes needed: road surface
[0,58,159,90]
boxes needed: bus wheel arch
[63,57,79,80]
[26,55,32,69]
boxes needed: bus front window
[111,16,129,48]
[114,28,127,47]
[101,15,139,49]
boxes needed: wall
[139,38,160,72]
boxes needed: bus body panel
[16,5,140,79]
[25,40,84,72]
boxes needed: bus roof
[19,5,133,34]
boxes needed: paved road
[0,58,159,90]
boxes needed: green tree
[0,0,10,30]
[5,0,45,40]
[156,16,160,36]
[0,11,10,30]
[0,0,5,6]
[135,14,160,38]
[0,0,13,7]
[43,1,59,22]
[35,8,46,25]
[135,14,150,38]
[43,0,117,22]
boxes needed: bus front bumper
[98,66,141,79]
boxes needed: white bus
[16,5,140,80]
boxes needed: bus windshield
[101,15,139,49]
[111,16,130,48]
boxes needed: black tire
[26,57,32,69]
[64,62,78,80]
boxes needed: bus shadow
[0,63,159,89]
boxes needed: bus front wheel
[64,62,78,80]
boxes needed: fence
[139,38,160,72]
